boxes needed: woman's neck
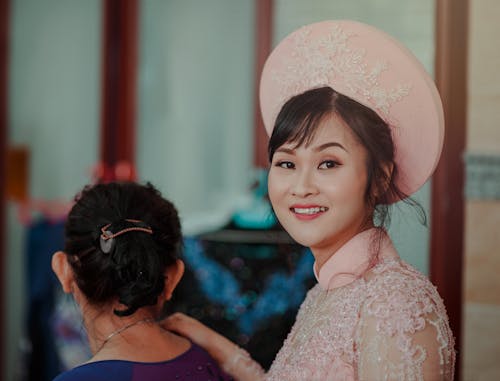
[83,307,154,354]
[82,306,191,363]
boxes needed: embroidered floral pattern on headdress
[271,25,411,121]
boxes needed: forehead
[284,114,363,151]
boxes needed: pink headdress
[259,20,444,200]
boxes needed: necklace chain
[96,318,156,353]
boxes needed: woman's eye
[318,160,339,169]
[276,161,295,169]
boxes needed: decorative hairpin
[99,219,153,254]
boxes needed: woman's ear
[372,162,394,200]
[163,259,185,301]
[383,162,394,181]
[51,251,74,293]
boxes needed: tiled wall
[462,0,500,380]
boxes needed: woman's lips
[290,205,329,220]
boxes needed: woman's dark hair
[268,86,425,230]
[64,182,182,317]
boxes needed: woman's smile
[290,204,329,220]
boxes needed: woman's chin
[286,231,322,248]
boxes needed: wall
[5,0,101,379]
[137,0,255,235]
[462,0,500,379]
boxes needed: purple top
[53,343,232,381]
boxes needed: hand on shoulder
[162,313,233,365]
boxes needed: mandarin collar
[313,228,399,290]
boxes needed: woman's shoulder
[356,259,456,378]
[361,258,449,333]
[53,361,131,381]
[53,344,231,381]
[367,257,438,294]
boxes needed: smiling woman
[162,20,455,381]
[268,103,371,265]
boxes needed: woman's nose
[291,170,318,197]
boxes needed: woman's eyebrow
[275,147,295,155]
[314,141,348,153]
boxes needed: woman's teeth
[292,207,328,215]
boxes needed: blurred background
[0,0,498,380]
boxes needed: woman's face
[268,115,371,258]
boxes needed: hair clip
[99,219,153,254]
[100,228,115,254]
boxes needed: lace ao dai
[224,230,455,381]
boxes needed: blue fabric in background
[25,218,65,381]
[169,233,315,369]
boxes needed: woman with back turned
[52,182,231,381]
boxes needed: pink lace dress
[228,229,455,381]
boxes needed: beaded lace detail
[222,344,265,380]
[264,258,455,381]
[271,24,411,122]
[227,258,455,381]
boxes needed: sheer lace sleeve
[356,265,455,381]
[220,344,265,381]
[161,313,265,381]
